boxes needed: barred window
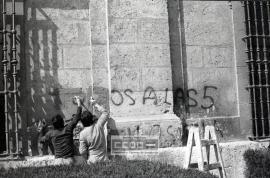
[244,1,270,140]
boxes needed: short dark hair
[52,114,64,129]
[81,111,94,127]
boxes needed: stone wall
[108,0,173,117]
[21,0,251,154]
[183,1,238,118]
[1,141,267,178]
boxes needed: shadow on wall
[167,0,188,144]
[25,5,62,156]
[24,0,89,155]
[167,0,188,118]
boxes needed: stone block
[63,45,91,68]
[29,69,60,94]
[81,71,93,90]
[77,22,91,44]
[58,9,89,21]
[236,66,250,105]
[138,44,171,67]
[110,44,171,67]
[58,88,86,119]
[90,0,106,20]
[138,0,168,18]
[183,1,231,23]
[111,67,141,91]
[220,146,234,168]
[58,69,92,88]
[109,116,182,147]
[93,68,109,88]
[188,68,238,117]
[200,2,232,23]
[190,68,236,89]
[138,19,169,43]
[109,18,137,43]
[184,19,233,46]
[141,67,172,91]
[186,46,203,68]
[203,47,234,68]
[54,20,79,44]
[108,0,167,19]
[224,167,234,178]
[110,44,139,67]
[238,103,252,136]
[183,1,203,22]
[233,144,250,178]
[108,0,138,18]
[91,18,107,44]
[92,45,108,69]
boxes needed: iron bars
[0,0,19,157]
[243,1,270,140]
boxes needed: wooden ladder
[184,122,227,178]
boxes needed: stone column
[106,0,181,147]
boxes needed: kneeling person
[41,96,82,159]
[79,97,109,163]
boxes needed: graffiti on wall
[115,123,183,147]
[111,85,218,109]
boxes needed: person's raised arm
[89,97,109,128]
[67,96,82,131]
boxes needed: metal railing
[243,1,270,140]
[0,0,19,157]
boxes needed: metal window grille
[0,0,19,157]
[243,1,270,140]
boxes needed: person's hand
[89,96,96,105]
[73,96,81,106]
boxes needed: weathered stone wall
[108,0,173,117]
[106,1,246,146]
[183,1,238,118]
[107,0,182,148]
[21,0,251,154]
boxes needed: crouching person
[41,96,82,164]
[79,97,109,164]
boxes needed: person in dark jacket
[41,96,82,159]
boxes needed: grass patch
[0,160,217,178]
